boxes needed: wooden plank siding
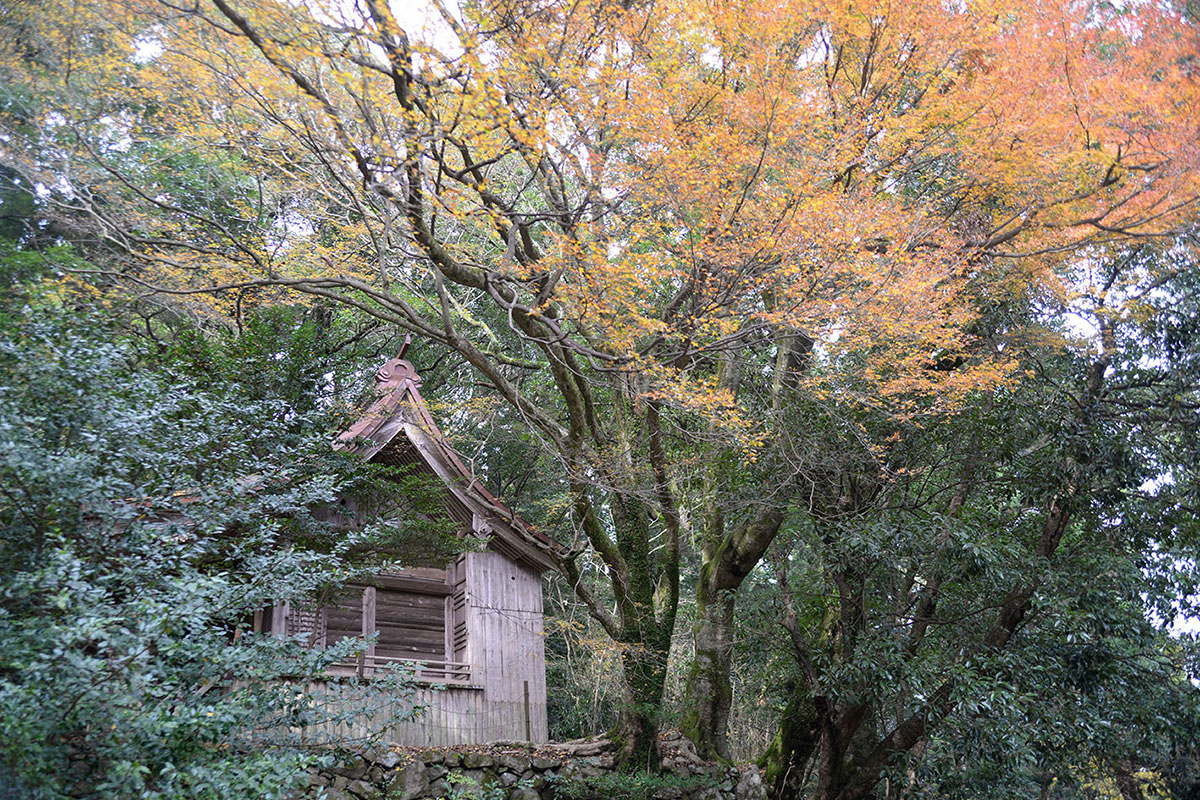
[297,682,492,747]
[270,548,548,746]
[464,549,548,742]
[375,587,446,661]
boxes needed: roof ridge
[335,346,558,571]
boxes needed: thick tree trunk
[760,692,881,800]
[681,508,785,759]
[586,487,674,772]
[613,635,670,770]
[680,589,736,759]
[761,689,821,799]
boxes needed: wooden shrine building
[264,350,555,746]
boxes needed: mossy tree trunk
[559,400,680,771]
[761,690,821,799]
[680,588,736,760]
[614,631,671,769]
[681,505,784,760]
[681,335,806,760]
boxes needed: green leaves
[0,267,419,799]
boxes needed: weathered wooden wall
[297,548,548,746]
[300,682,492,747]
[463,548,548,743]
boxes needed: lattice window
[284,604,325,645]
[452,555,469,664]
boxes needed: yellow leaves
[641,365,766,457]
[10,0,1197,466]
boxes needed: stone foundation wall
[304,735,765,800]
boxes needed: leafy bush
[547,768,718,800]
[0,262,416,798]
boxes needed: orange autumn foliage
[4,0,1199,772]
[4,0,1196,444]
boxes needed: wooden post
[362,586,376,676]
[271,603,287,638]
[523,680,532,742]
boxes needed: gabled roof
[335,349,556,573]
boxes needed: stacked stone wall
[304,734,766,800]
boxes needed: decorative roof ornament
[375,335,422,391]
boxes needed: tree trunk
[680,588,736,759]
[761,689,821,799]
[589,487,674,771]
[613,634,670,770]
[681,508,785,759]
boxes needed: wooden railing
[332,655,473,685]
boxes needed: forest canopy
[2,0,1200,798]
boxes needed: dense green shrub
[0,255,416,799]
